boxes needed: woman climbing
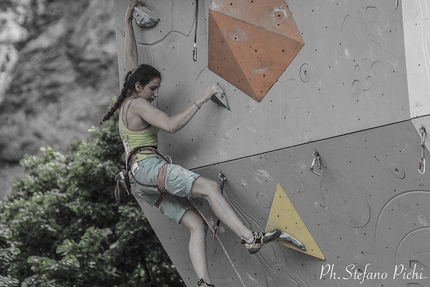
[100,2,281,286]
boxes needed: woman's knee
[192,177,221,198]
[190,218,207,238]
[196,217,208,234]
[205,179,221,194]
[181,210,207,233]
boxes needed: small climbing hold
[279,232,306,251]
[210,83,230,110]
[310,150,322,176]
[133,5,160,28]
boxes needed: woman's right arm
[132,84,221,134]
[125,1,141,73]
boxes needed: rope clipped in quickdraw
[213,172,227,237]
[419,126,427,174]
[192,0,199,61]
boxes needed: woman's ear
[135,82,142,92]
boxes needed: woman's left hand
[125,1,142,23]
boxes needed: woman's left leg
[180,209,212,284]
[190,176,281,255]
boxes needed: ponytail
[100,64,161,125]
[99,74,132,125]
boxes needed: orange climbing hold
[208,0,304,102]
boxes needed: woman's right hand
[201,84,222,103]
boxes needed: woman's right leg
[180,209,212,285]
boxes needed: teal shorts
[131,156,199,223]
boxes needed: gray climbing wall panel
[114,0,430,286]
[137,120,430,287]
[114,0,413,170]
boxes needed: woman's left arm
[125,1,141,72]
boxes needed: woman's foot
[241,229,282,254]
[197,278,215,286]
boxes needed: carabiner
[193,43,197,62]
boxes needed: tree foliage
[0,113,184,286]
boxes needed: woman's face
[136,77,161,102]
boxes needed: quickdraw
[213,172,227,236]
[419,126,427,174]
[192,0,199,61]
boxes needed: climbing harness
[310,150,322,176]
[213,172,227,236]
[129,146,171,207]
[193,0,199,61]
[114,146,158,203]
[418,126,426,174]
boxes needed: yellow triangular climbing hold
[265,184,326,260]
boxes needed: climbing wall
[138,121,430,287]
[114,0,430,286]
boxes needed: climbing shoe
[197,278,215,287]
[241,229,282,254]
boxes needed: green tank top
[119,98,160,164]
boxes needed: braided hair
[100,64,161,124]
